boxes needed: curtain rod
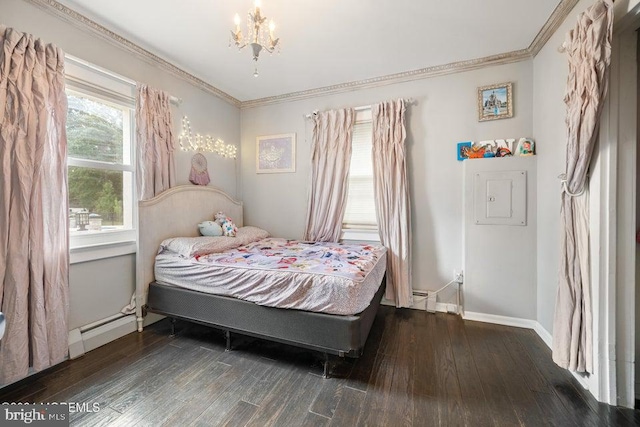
[304,98,415,119]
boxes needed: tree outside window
[66,92,134,234]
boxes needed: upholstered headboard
[135,185,243,331]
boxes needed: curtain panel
[303,108,355,242]
[372,99,413,308]
[136,85,176,201]
[552,0,614,373]
[0,26,69,385]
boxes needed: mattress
[154,238,387,315]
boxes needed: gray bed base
[145,279,385,377]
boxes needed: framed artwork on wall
[477,82,513,121]
[256,133,296,173]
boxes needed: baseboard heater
[412,290,437,312]
[412,290,460,314]
[68,313,137,359]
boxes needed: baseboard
[68,315,137,358]
[409,296,458,313]
[381,296,460,314]
[83,315,137,352]
[463,311,538,329]
[533,322,553,348]
[68,329,84,359]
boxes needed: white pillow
[198,221,223,236]
[235,225,270,243]
[160,226,270,258]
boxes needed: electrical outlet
[453,269,464,283]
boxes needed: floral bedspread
[195,238,384,281]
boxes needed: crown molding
[23,0,241,108]
[241,49,532,109]
[528,0,580,56]
[24,0,578,111]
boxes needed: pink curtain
[136,85,176,201]
[553,0,613,373]
[0,26,69,385]
[372,99,413,307]
[303,108,355,242]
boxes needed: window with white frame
[65,57,136,254]
[342,109,378,241]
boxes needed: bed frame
[136,185,384,376]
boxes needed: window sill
[70,240,136,264]
[340,229,380,243]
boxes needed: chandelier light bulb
[231,0,279,75]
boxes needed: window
[65,56,136,260]
[342,109,379,241]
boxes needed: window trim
[65,57,137,261]
[70,239,137,264]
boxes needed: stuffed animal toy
[214,211,238,237]
[214,211,227,226]
[198,221,223,237]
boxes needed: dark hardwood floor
[1,307,638,426]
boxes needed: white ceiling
[57,0,561,102]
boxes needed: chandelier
[230,0,280,77]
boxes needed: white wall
[4,0,240,330]
[68,255,135,330]
[241,61,534,306]
[463,157,537,319]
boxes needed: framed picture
[256,133,296,173]
[478,82,513,121]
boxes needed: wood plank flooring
[1,307,638,426]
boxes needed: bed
[135,185,386,376]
